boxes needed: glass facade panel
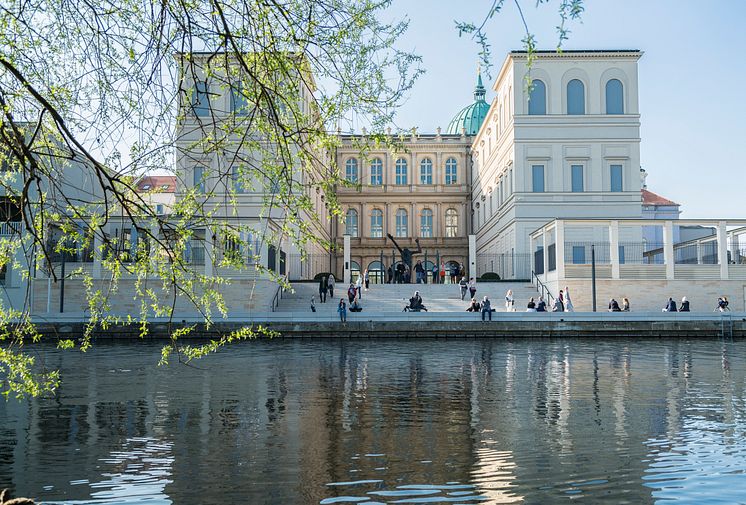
[567,79,585,115]
[572,246,586,264]
[528,80,547,115]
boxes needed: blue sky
[378,0,746,218]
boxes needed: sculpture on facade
[387,234,422,271]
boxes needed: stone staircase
[276,281,540,314]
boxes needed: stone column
[609,220,620,279]
[556,220,566,281]
[343,234,351,285]
[717,221,728,280]
[542,227,549,281]
[468,234,477,279]
[663,220,675,280]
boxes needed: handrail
[531,270,554,302]
[269,275,288,312]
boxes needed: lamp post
[591,244,597,312]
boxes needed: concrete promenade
[30,310,746,339]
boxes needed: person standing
[355,275,363,299]
[337,298,347,322]
[450,263,458,284]
[327,274,335,299]
[440,262,446,284]
[468,277,477,300]
[387,265,393,284]
[347,283,356,304]
[318,275,327,303]
[432,263,439,284]
[414,261,424,284]
[459,277,468,300]
[505,289,514,312]
[556,290,565,312]
[459,263,466,283]
[364,268,370,290]
[564,287,574,312]
[481,296,493,321]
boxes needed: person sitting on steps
[466,298,481,312]
[349,295,363,312]
[403,291,427,312]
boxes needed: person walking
[337,298,347,322]
[564,287,574,312]
[363,269,370,290]
[481,296,493,321]
[310,296,316,312]
[505,289,514,312]
[459,263,466,283]
[318,275,327,303]
[679,296,690,312]
[327,274,335,299]
[459,277,468,300]
[355,275,363,299]
[468,277,477,300]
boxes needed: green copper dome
[446,72,489,135]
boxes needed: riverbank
[30,311,745,338]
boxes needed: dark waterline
[1,338,745,504]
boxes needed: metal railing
[531,270,554,302]
[270,275,287,312]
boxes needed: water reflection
[0,339,744,504]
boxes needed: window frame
[420,208,433,238]
[370,158,383,186]
[345,208,359,237]
[531,164,545,193]
[571,164,584,193]
[566,79,586,115]
[528,79,547,115]
[419,158,433,185]
[193,80,210,117]
[370,209,383,238]
[345,158,359,183]
[445,157,458,184]
[605,79,624,115]
[395,208,408,237]
[445,208,458,238]
[395,158,408,185]
[610,164,623,192]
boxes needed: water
[1,339,745,504]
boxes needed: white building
[472,50,645,278]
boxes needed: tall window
[193,81,210,117]
[194,165,205,193]
[345,208,358,237]
[531,165,545,193]
[567,79,585,115]
[395,158,408,185]
[420,209,433,238]
[232,164,245,193]
[420,158,433,184]
[345,158,358,182]
[610,164,623,192]
[231,85,249,115]
[606,79,624,114]
[370,209,383,238]
[445,208,458,237]
[445,158,458,184]
[370,158,383,185]
[528,79,547,115]
[395,208,408,237]
[571,164,584,192]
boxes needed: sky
[373,0,746,219]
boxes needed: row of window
[344,208,459,238]
[530,164,624,193]
[344,157,458,185]
[528,78,625,115]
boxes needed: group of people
[389,261,466,284]
[501,288,575,313]
[607,297,631,311]
[466,296,495,320]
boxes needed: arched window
[567,79,585,115]
[420,208,433,238]
[528,79,546,115]
[350,260,361,282]
[345,208,358,237]
[420,158,433,184]
[605,79,624,114]
[370,158,383,185]
[445,158,458,184]
[366,260,385,284]
[370,209,383,238]
[395,158,408,185]
[395,208,408,237]
[445,208,458,238]
[345,158,358,182]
